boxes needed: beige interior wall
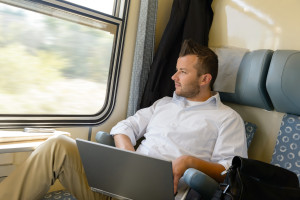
[209,0,300,50]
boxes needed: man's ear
[200,74,212,86]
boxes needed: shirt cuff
[110,125,137,146]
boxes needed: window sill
[0,131,70,153]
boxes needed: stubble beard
[175,83,200,99]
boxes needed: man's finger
[173,175,179,194]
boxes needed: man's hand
[172,155,226,194]
[172,155,189,194]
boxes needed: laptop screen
[76,139,175,200]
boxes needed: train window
[63,0,114,15]
[0,0,129,127]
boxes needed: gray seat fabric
[266,50,300,115]
[220,49,274,110]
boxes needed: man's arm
[172,155,226,193]
[113,134,135,151]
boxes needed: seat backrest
[212,48,273,150]
[218,49,274,110]
[266,50,300,184]
[266,50,300,114]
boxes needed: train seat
[266,50,300,183]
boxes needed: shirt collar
[172,92,221,108]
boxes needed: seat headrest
[266,50,300,115]
[220,49,274,110]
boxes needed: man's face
[171,55,202,101]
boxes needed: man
[0,39,247,200]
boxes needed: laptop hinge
[91,187,133,200]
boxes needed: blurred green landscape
[0,3,115,114]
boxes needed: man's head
[171,39,218,101]
[179,39,218,87]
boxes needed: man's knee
[38,134,76,155]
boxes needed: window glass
[64,0,115,15]
[0,2,117,115]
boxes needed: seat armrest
[183,168,219,200]
[95,131,115,147]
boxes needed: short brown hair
[179,39,218,89]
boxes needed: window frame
[0,0,130,128]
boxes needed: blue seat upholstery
[271,114,300,184]
[41,190,76,200]
[244,121,257,148]
[220,49,274,110]
[266,50,300,114]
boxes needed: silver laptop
[76,139,175,200]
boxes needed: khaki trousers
[0,135,116,200]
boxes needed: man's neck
[186,90,212,102]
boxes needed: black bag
[212,156,300,200]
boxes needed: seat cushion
[271,114,300,184]
[42,190,77,200]
[244,121,256,148]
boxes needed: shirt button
[170,122,177,127]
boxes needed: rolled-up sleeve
[110,100,160,146]
[211,111,248,170]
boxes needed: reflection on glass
[64,0,115,15]
[0,3,116,115]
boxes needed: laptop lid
[76,139,175,200]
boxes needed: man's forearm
[175,155,226,182]
[113,134,135,151]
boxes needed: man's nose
[171,71,178,80]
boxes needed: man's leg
[0,135,112,200]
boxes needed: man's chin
[175,91,183,97]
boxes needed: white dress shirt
[110,92,247,170]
